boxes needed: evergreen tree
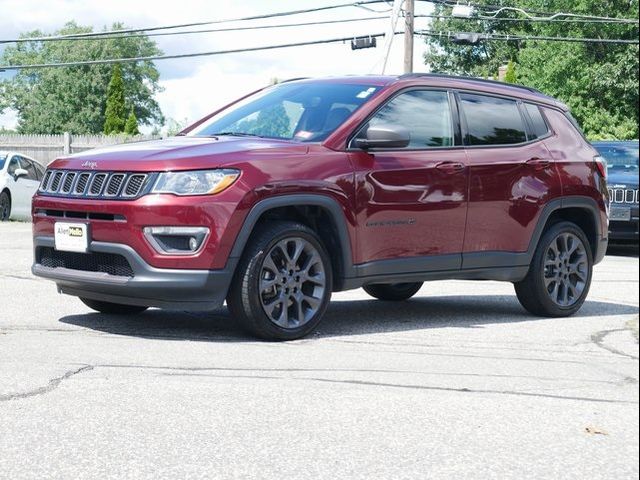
[124,107,140,135]
[103,64,126,134]
[504,60,517,84]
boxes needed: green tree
[103,64,126,134]
[504,60,517,83]
[124,107,140,135]
[0,22,164,134]
[424,0,639,139]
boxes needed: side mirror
[354,124,411,150]
[13,168,28,180]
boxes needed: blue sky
[1,0,433,132]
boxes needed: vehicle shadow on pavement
[58,295,639,341]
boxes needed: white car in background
[0,151,46,221]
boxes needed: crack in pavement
[155,371,638,405]
[0,365,93,402]
[96,363,632,385]
[591,328,639,360]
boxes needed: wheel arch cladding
[534,196,603,261]
[228,194,355,290]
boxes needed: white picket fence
[0,133,161,165]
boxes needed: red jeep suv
[32,74,609,340]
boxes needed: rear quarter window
[460,93,527,146]
[524,103,550,139]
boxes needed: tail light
[594,155,607,179]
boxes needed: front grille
[609,188,639,204]
[36,247,134,277]
[39,170,150,200]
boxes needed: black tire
[515,221,593,317]
[363,282,423,301]
[0,191,11,222]
[80,298,148,315]
[227,221,333,341]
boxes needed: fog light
[143,226,210,255]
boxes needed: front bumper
[608,205,639,242]
[32,236,235,310]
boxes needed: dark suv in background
[32,74,609,340]
[592,141,639,243]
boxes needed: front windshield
[0,155,6,170]
[594,143,639,173]
[188,82,381,142]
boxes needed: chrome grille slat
[105,174,126,197]
[40,171,53,191]
[88,173,108,196]
[122,174,146,197]
[49,171,64,192]
[38,170,149,200]
[75,173,91,195]
[61,172,76,193]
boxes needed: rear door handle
[525,158,551,170]
[435,162,466,174]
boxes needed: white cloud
[0,0,432,132]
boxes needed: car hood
[48,136,310,172]
[608,170,639,188]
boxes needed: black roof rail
[399,72,546,96]
[280,77,310,83]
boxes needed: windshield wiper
[207,132,265,138]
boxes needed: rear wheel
[515,221,593,317]
[227,221,332,341]
[0,191,11,221]
[363,282,423,301]
[80,298,148,315]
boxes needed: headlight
[151,169,240,196]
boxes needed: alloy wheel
[259,237,326,329]
[543,232,589,307]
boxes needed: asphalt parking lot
[0,221,638,479]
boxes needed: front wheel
[227,221,332,341]
[0,191,11,221]
[363,282,423,301]
[80,298,149,315]
[515,221,593,317]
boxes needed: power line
[1,29,637,71]
[2,11,635,46]
[3,0,635,45]
[0,33,396,71]
[420,30,640,44]
[431,0,638,23]
[0,16,395,44]
[0,0,396,44]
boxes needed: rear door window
[460,93,527,146]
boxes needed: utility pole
[403,0,414,73]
